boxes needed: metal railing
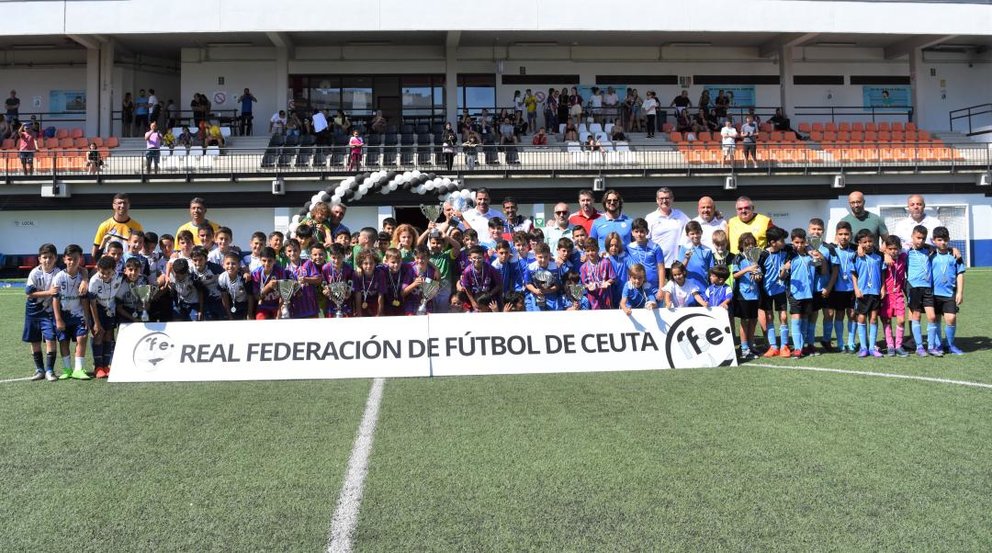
[111,109,239,138]
[0,111,87,129]
[949,103,992,136]
[794,105,914,124]
[2,141,988,182]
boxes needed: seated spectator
[564,117,578,141]
[676,110,693,133]
[532,127,548,146]
[369,110,387,134]
[269,110,287,134]
[611,125,627,142]
[333,110,350,135]
[693,111,709,133]
[583,135,602,152]
[86,143,104,174]
[770,108,791,131]
[459,112,475,137]
[499,118,517,145]
[462,135,480,171]
[177,126,194,150]
[479,108,492,128]
[163,128,176,150]
[513,112,528,137]
[286,112,302,137]
[204,121,225,147]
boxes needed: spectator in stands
[770,108,802,140]
[286,111,302,137]
[270,110,287,135]
[545,202,572,247]
[135,89,149,131]
[121,92,135,138]
[557,87,571,131]
[568,87,583,120]
[86,143,103,174]
[611,125,627,142]
[532,127,548,146]
[0,115,10,141]
[479,108,492,129]
[369,110,387,134]
[720,120,738,165]
[588,86,603,123]
[441,125,458,171]
[144,121,163,174]
[569,189,601,234]
[459,110,475,137]
[499,117,517,145]
[740,114,759,168]
[563,117,579,142]
[347,129,364,171]
[525,89,538,133]
[544,88,558,134]
[312,109,330,145]
[513,111,528,137]
[163,127,176,150]
[646,187,690,271]
[462,135,479,171]
[204,121,225,148]
[893,194,943,248]
[692,196,728,250]
[747,107,761,126]
[5,90,19,122]
[642,91,659,138]
[676,110,693,134]
[177,126,194,151]
[714,90,729,121]
[148,89,160,128]
[237,88,257,136]
[333,110,350,136]
[625,88,642,132]
[16,123,36,175]
[728,196,773,252]
[513,91,524,120]
[698,90,711,114]
[670,90,692,116]
[841,191,888,245]
[583,134,603,152]
[165,99,178,130]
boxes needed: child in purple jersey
[381,248,410,316]
[321,243,355,317]
[456,229,479,279]
[579,237,616,310]
[352,249,386,317]
[459,245,502,312]
[401,245,440,315]
[284,239,322,318]
[251,247,286,320]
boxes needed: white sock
[62,356,72,369]
[74,356,85,370]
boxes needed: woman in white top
[720,120,739,166]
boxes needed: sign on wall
[109,308,737,383]
[49,90,86,113]
[862,86,910,110]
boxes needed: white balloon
[288,222,299,234]
[441,177,452,188]
[331,194,341,205]
[291,214,301,224]
[414,185,425,195]
[461,189,472,199]
[424,180,436,191]
[411,169,422,179]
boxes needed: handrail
[794,105,914,123]
[948,103,992,135]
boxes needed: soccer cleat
[895,347,909,358]
[948,345,965,356]
[58,370,73,380]
[45,371,57,382]
[819,340,834,353]
[740,349,754,361]
[762,347,780,358]
[95,367,109,379]
[870,348,884,358]
[802,345,818,357]
[791,349,804,359]
[916,347,927,358]
[779,345,792,358]
[886,348,896,357]
[928,348,944,358]
[31,371,45,381]
[857,348,869,358]
[70,369,92,380]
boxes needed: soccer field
[3,273,992,551]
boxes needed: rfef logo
[132,331,178,371]
[664,312,737,368]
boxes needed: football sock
[45,352,56,371]
[92,342,104,367]
[766,324,777,349]
[927,324,938,349]
[106,339,116,365]
[32,351,44,372]
[779,324,789,349]
[884,325,894,349]
[895,324,904,348]
[790,319,802,351]
[868,322,878,350]
[911,320,923,348]
[62,356,71,370]
[805,319,816,345]
[823,319,833,342]
[741,340,751,352]
[847,320,856,348]
[74,356,85,370]
[946,325,957,347]
[857,323,867,350]
[834,321,844,346]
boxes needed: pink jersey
[883,251,907,296]
[286,259,320,318]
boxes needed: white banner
[110,308,736,383]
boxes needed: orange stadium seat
[669,131,683,142]
[838,122,850,132]
[825,122,837,132]
[44,137,59,149]
[105,136,120,148]
[878,131,892,142]
[90,137,104,147]
[55,129,69,139]
[852,122,864,132]
[865,122,877,132]
[851,131,864,142]
[891,131,905,143]
[73,137,88,149]
[891,122,904,132]
[878,122,890,132]
[70,128,84,139]
[810,130,823,142]
[812,122,824,132]
[905,122,917,132]
[837,131,851,142]
[798,123,811,133]
[58,138,74,149]
[865,131,878,143]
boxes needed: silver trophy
[276,279,302,319]
[567,283,586,303]
[131,284,158,322]
[324,281,352,318]
[419,202,444,224]
[416,279,442,315]
[808,236,823,267]
[531,269,554,308]
[743,246,763,265]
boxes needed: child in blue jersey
[492,240,524,296]
[569,227,588,267]
[480,218,504,258]
[905,225,941,357]
[694,265,733,311]
[759,226,792,357]
[783,228,827,358]
[51,244,92,380]
[627,217,666,290]
[524,242,561,311]
[677,221,714,302]
[619,263,658,315]
[605,232,631,308]
[733,233,763,360]
[824,221,857,353]
[805,218,837,354]
[88,255,124,378]
[24,243,61,381]
[930,226,966,355]
[561,270,591,311]
[554,237,576,284]
[851,229,885,357]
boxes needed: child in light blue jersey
[824,221,857,353]
[905,225,941,356]
[930,226,966,355]
[784,228,827,358]
[851,230,885,357]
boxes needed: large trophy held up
[419,203,444,224]
[417,279,441,315]
[324,281,352,318]
[276,280,302,319]
[131,284,158,322]
[808,236,823,267]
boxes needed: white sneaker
[45,371,57,382]
[30,371,45,381]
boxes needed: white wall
[0,65,87,125]
[181,51,276,135]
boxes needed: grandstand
[0,0,990,266]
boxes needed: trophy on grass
[324,281,352,318]
[416,279,442,315]
[531,268,554,308]
[419,202,444,224]
[131,284,158,322]
[276,279,302,319]
[808,236,823,267]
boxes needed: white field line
[326,377,386,553]
[750,362,992,390]
[0,376,33,384]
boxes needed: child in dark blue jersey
[24,243,61,381]
[823,221,857,353]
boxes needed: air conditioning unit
[592,177,606,192]
[678,76,693,89]
[272,178,285,195]
[41,181,70,198]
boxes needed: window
[457,74,496,114]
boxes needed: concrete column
[99,41,115,137]
[778,46,795,115]
[275,47,289,132]
[909,46,924,125]
[445,46,459,126]
[85,48,100,137]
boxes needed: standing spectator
[893,194,943,248]
[333,110,350,136]
[698,90,711,115]
[269,110,287,135]
[462,135,479,171]
[165,99,178,130]
[720,119,738,166]
[714,90,729,120]
[524,89,538,134]
[670,90,692,117]
[135,89,149,130]
[513,90,524,120]
[286,111,302,137]
[568,87,583,120]
[840,191,888,246]
[568,189,601,234]
[441,125,457,171]
[312,108,329,145]
[625,88,642,132]
[642,91,659,138]
[16,123,36,175]
[603,86,619,123]
[121,92,135,137]
[347,129,364,171]
[238,88,257,136]
[727,196,773,253]
[544,88,558,134]
[689,196,728,250]
[740,114,759,168]
[545,202,572,247]
[557,87,571,131]
[144,121,163,174]
[646,187,690,270]
[147,89,160,127]
[5,90,20,123]
[369,110,387,134]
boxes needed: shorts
[812,290,829,311]
[229,301,250,320]
[933,295,958,315]
[145,148,161,164]
[722,143,736,155]
[23,314,56,342]
[854,294,881,315]
[19,151,34,164]
[907,286,934,311]
[828,290,854,311]
[56,312,88,342]
[735,299,759,319]
[94,307,118,333]
[881,292,906,319]
[759,291,787,312]
[788,297,813,317]
[743,143,757,158]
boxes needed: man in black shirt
[6,90,20,122]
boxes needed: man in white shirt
[645,187,690,272]
[641,91,659,138]
[312,109,329,145]
[892,194,943,248]
[720,120,738,166]
[269,110,287,134]
[462,188,504,237]
[686,196,728,250]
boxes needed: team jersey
[243,253,264,273]
[626,241,664,288]
[25,265,60,317]
[830,244,857,293]
[607,252,631,309]
[286,259,321,317]
[812,243,833,293]
[622,281,658,309]
[459,264,501,298]
[52,270,87,318]
[250,266,286,309]
[191,261,225,300]
[382,265,411,308]
[787,253,818,301]
[524,261,561,311]
[906,245,935,289]
[677,244,714,292]
[733,256,762,302]
[883,252,907,297]
[662,279,697,307]
[121,251,151,276]
[759,249,789,296]
[402,261,439,314]
[852,252,884,296]
[143,251,163,284]
[931,250,965,297]
[88,273,125,313]
[429,248,458,283]
[169,273,203,305]
[352,266,386,304]
[702,283,733,307]
[208,246,243,266]
[579,258,616,310]
[492,257,525,295]
[217,271,250,305]
[93,217,143,252]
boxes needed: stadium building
[0,0,990,269]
